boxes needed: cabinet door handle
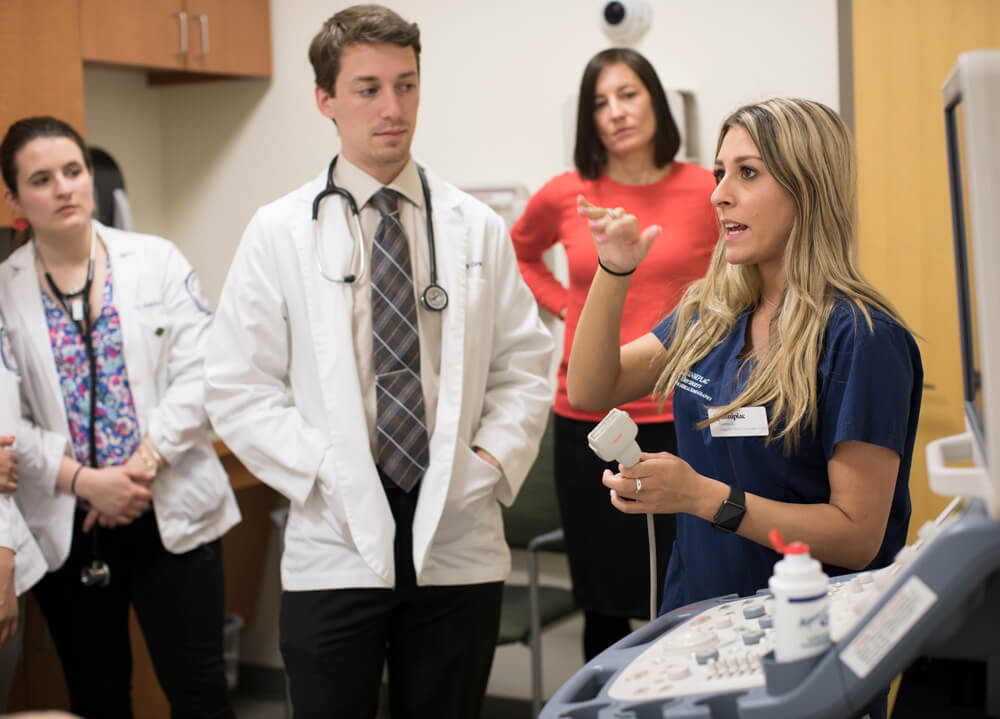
[175,11,188,56]
[194,13,210,57]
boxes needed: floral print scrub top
[42,257,142,469]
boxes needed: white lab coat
[205,166,554,591]
[0,223,240,570]
[0,326,48,595]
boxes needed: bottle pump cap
[769,528,809,555]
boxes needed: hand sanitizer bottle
[768,529,831,662]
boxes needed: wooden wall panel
[0,0,86,226]
[853,0,1000,544]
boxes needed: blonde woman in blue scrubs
[568,98,921,719]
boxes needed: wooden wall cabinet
[80,0,186,72]
[80,0,271,78]
[183,0,272,77]
[0,0,87,227]
[0,0,270,227]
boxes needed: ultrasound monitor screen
[945,97,986,458]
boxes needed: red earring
[11,217,29,231]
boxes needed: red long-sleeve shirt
[511,164,718,422]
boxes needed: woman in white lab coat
[0,318,49,709]
[0,116,239,719]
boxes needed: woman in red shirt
[511,48,718,659]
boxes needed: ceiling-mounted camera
[599,0,652,45]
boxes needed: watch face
[716,502,743,527]
[713,492,746,533]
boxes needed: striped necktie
[369,187,429,492]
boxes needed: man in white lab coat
[204,5,553,719]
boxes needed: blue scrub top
[651,300,922,614]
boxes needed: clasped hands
[602,451,702,516]
[3,438,156,531]
[81,445,161,532]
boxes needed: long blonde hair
[653,98,906,452]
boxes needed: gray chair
[498,413,579,717]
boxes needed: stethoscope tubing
[311,156,448,311]
[44,254,108,583]
[45,262,98,469]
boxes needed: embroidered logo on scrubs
[0,327,19,378]
[184,270,212,315]
[677,370,713,402]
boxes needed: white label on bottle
[840,576,937,678]
[708,406,768,437]
[795,594,831,649]
[774,592,830,661]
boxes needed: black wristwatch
[711,486,746,534]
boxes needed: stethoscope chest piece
[81,559,111,588]
[422,283,449,311]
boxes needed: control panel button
[742,602,765,619]
[695,649,720,665]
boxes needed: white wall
[82,66,166,235]
[85,0,840,303]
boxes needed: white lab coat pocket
[131,309,171,397]
[150,443,239,554]
[159,445,227,524]
[315,452,353,546]
[434,440,502,547]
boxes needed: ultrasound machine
[540,50,1000,719]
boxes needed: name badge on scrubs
[708,406,769,437]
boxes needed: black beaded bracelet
[598,259,636,277]
[70,463,84,495]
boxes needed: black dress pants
[280,477,504,719]
[33,508,233,719]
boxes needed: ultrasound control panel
[542,497,1000,719]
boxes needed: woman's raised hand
[577,195,662,274]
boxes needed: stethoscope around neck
[38,234,112,588]
[311,155,449,312]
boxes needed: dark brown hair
[308,4,421,96]
[1,116,92,198]
[573,48,680,180]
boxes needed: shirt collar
[332,154,424,212]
